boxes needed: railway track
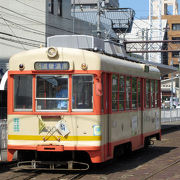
[141,158,180,180]
[1,166,86,180]
[1,125,180,180]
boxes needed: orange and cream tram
[7,36,161,170]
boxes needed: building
[0,0,97,80]
[162,15,180,71]
[71,0,119,11]
[150,0,180,71]
[151,0,180,106]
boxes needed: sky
[119,0,180,19]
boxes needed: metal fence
[0,90,7,161]
[0,119,7,161]
[161,109,180,123]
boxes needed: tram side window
[126,77,131,110]
[138,79,141,108]
[132,77,137,109]
[146,79,150,108]
[151,80,155,108]
[119,76,125,111]
[72,75,93,111]
[155,80,159,107]
[36,75,69,111]
[14,75,32,111]
[101,73,104,112]
[112,74,118,111]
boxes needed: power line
[0,12,26,50]
[0,35,40,48]
[134,15,166,32]
[0,5,80,35]
[0,15,53,36]
[0,31,45,45]
[15,0,74,22]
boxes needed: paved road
[1,123,180,180]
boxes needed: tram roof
[9,47,161,79]
[127,56,178,76]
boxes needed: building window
[172,51,180,58]
[172,37,180,44]
[172,24,180,31]
[58,0,62,16]
[48,0,54,14]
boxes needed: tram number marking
[56,120,70,137]
[13,118,20,132]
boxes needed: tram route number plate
[56,120,70,137]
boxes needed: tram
[7,35,161,170]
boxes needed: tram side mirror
[95,81,103,96]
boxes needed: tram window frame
[126,76,132,110]
[151,80,155,108]
[132,77,137,109]
[35,75,69,112]
[111,74,139,112]
[72,74,93,112]
[146,79,150,108]
[101,73,105,113]
[112,74,118,111]
[155,80,160,108]
[119,75,125,111]
[14,75,33,112]
[138,79,141,109]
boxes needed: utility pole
[97,0,101,38]
[145,29,149,61]
[97,0,105,38]
[142,29,145,59]
[72,0,75,34]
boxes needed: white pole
[0,71,8,90]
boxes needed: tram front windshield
[36,75,69,111]
[14,74,93,112]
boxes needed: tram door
[105,74,111,157]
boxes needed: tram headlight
[47,47,58,58]
[81,63,88,70]
[19,64,25,71]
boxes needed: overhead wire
[0,35,40,48]
[15,0,74,22]
[0,15,53,36]
[0,5,80,35]
[0,31,45,44]
[0,12,26,50]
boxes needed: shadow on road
[161,124,180,135]
[89,146,177,175]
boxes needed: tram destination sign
[34,62,69,70]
